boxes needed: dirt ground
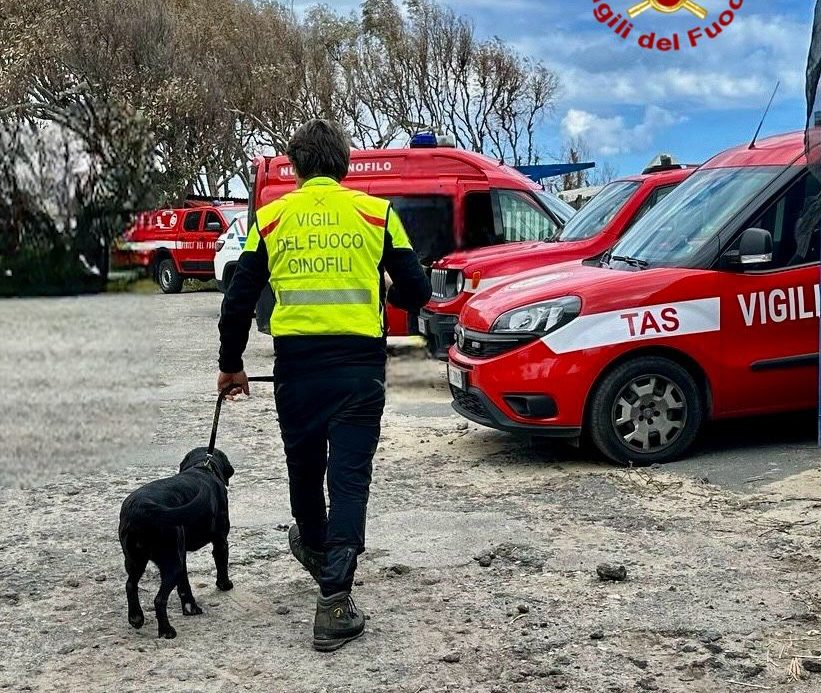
[2,291,821,693]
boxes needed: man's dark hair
[286,119,351,182]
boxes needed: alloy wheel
[611,374,687,453]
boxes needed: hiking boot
[288,525,324,583]
[313,591,365,652]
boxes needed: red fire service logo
[628,0,707,20]
[592,0,744,52]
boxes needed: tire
[588,356,704,465]
[158,259,183,294]
[407,311,419,335]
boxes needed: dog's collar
[198,455,226,485]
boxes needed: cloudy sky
[294,0,816,177]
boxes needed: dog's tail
[130,487,208,529]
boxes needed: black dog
[118,447,235,639]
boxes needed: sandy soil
[1,292,821,693]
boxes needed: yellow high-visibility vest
[243,177,413,337]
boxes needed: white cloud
[561,106,683,156]
[516,9,811,113]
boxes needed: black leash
[207,376,275,457]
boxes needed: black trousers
[275,371,385,596]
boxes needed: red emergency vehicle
[420,163,694,358]
[448,131,820,464]
[250,134,573,335]
[112,203,246,293]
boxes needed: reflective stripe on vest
[278,288,372,306]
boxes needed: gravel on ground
[1,292,820,693]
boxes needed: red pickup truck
[112,203,246,293]
[419,163,695,357]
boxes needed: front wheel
[588,357,704,465]
[158,259,183,294]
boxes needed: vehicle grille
[451,387,490,421]
[430,269,457,300]
[456,329,537,359]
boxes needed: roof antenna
[749,81,780,150]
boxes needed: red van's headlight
[491,296,581,335]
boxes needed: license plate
[447,364,468,390]
[417,316,428,335]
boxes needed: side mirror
[726,227,773,267]
[205,221,223,232]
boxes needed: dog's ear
[179,448,207,473]
[179,450,195,473]
[220,454,235,486]
[212,449,235,485]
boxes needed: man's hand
[217,370,250,399]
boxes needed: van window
[747,172,821,268]
[609,167,782,267]
[387,195,454,265]
[536,191,576,226]
[497,190,559,242]
[184,211,202,232]
[627,184,678,230]
[559,181,640,242]
[463,192,497,249]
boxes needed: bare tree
[556,137,591,192]
[0,0,566,292]
[1,0,184,288]
[318,0,560,162]
[551,136,619,191]
[591,160,619,186]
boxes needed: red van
[448,131,820,464]
[250,135,574,335]
[113,203,246,293]
[420,164,694,358]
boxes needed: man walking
[217,119,431,651]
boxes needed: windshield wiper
[609,254,648,269]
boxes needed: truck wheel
[158,259,183,294]
[588,357,703,465]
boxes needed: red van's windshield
[609,166,783,267]
[557,180,640,242]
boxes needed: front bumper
[450,383,580,438]
[448,336,594,436]
[418,308,458,360]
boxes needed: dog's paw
[157,625,177,640]
[216,578,234,591]
[128,612,145,629]
[182,602,203,616]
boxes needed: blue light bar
[410,133,438,148]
